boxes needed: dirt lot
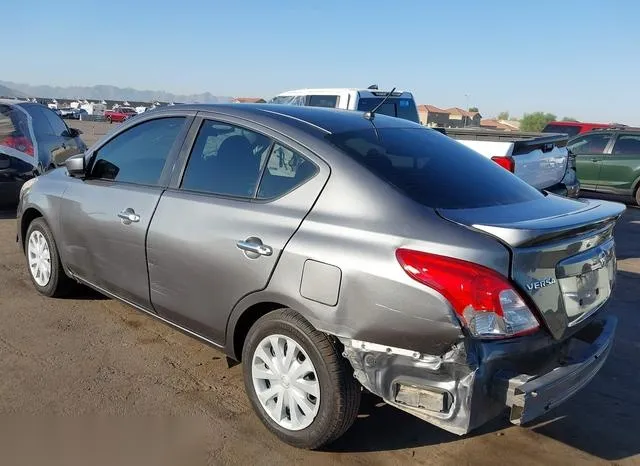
[0,196,638,462]
[69,119,117,147]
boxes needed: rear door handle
[237,237,273,257]
[118,208,140,224]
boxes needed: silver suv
[17,104,624,449]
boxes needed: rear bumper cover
[339,315,616,435]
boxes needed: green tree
[497,111,509,120]
[562,116,579,122]
[468,106,479,112]
[520,112,556,132]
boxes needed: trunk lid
[437,195,625,340]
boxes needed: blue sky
[4,0,640,123]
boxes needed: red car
[542,121,623,137]
[104,107,138,123]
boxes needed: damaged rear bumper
[339,315,616,435]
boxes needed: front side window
[612,134,640,155]
[181,120,272,197]
[91,117,185,184]
[327,127,543,209]
[257,144,318,199]
[567,133,613,155]
[307,95,339,108]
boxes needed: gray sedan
[17,104,625,449]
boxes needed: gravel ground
[0,170,638,463]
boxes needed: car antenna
[363,87,396,121]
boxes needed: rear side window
[91,117,185,185]
[181,120,272,198]
[543,124,581,137]
[326,127,543,209]
[568,133,613,154]
[257,144,318,199]
[612,134,640,155]
[307,95,339,108]
[356,98,420,123]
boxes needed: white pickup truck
[269,87,579,197]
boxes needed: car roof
[275,88,413,97]
[152,103,422,135]
[546,121,610,127]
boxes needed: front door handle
[237,237,273,257]
[118,208,140,224]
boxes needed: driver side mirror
[65,127,82,138]
[65,154,86,177]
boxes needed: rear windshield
[0,104,35,156]
[356,97,420,124]
[326,127,543,209]
[542,124,581,137]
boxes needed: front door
[595,133,640,196]
[59,116,190,309]
[147,117,328,343]
[569,132,615,190]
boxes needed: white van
[269,86,420,124]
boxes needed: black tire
[242,309,361,450]
[635,186,640,206]
[25,218,75,297]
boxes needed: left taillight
[491,156,514,172]
[1,136,34,156]
[396,249,539,339]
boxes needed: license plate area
[556,239,616,327]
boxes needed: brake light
[396,249,539,339]
[1,136,34,156]
[491,156,514,172]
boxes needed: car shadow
[0,209,16,220]
[328,208,640,460]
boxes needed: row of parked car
[1,91,632,449]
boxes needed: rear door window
[356,98,420,123]
[612,134,640,155]
[326,127,543,209]
[307,95,339,108]
[567,133,613,154]
[257,144,318,199]
[181,120,272,198]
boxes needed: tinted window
[257,144,318,199]
[26,106,55,136]
[42,107,68,136]
[567,133,613,154]
[543,124,581,137]
[181,120,271,197]
[307,95,339,108]
[356,98,420,123]
[91,117,184,184]
[326,127,543,209]
[612,134,640,155]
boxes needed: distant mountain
[0,84,24,98]
[0,80,230,104]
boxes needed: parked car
[272,87,577,195]
[18,104,624,449]
[436,127,579,197]
[570,128,640,205]
[0,99,86,205]
[542,121,623,137]
[58,107,88,120]
[269,86,421,123]
[104,107,138,123]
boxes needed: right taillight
[491,156,514,172]
[396,249,539,339]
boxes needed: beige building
[417,105,450,127]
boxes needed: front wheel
[242,309,361,449]
[25,218,74,297]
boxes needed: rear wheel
[242,309,361,449]
[25,218,74,297]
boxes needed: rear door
[147,115,329,343]
[60,114,191,309]
[596,133,640,196]
[569,132,615,190]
